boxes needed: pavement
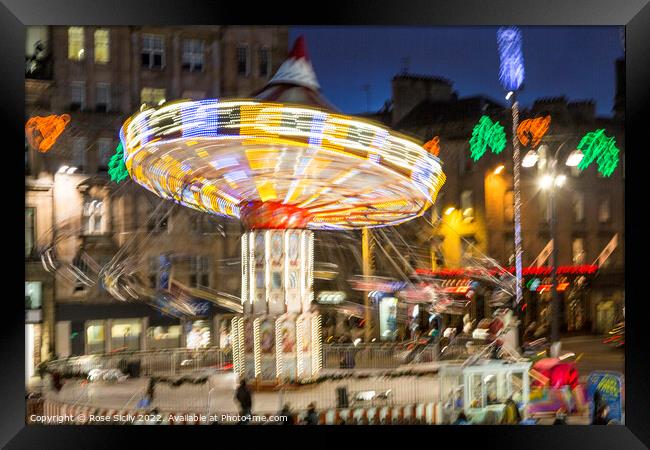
[47,370,440,415]
[35,334,623,419]
[559,335,624,382]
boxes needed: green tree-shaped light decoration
[576,129,620,177]
[469,115,507,161]
[108,142,129,183]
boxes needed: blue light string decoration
[497,26,525,92]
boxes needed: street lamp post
[548,164,560,345]
[536,140,574,350]
[497,27,526,311]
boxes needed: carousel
[119,36,446,383]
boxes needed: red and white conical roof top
[268,35,320,90]
[254,36,338,112]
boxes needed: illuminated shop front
[147,325,182,350]
[25,281,43,383]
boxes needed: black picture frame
[5,0,649,448]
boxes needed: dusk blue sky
[288,27,624,117]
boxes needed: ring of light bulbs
[120,99,446,230]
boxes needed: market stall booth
[439,359,532,424]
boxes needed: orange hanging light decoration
[517,115,551,148]
[25,114,71,153]
[423,136,441,156]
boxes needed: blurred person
[593,405,610,425]
[553,407,568,425]
[279,403,294,425]
[501,397,522,424]
[453,412,470,425]
[427,324,440,343]
[454,390,464,409]
[235,379,253,424]
[591,391,602,424]
[305,402,319,425]
[51,371,63,392]
[146,377,156,401]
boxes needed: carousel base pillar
[231,312,322,383]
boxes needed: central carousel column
[233,202,321,384]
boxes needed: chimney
[391,74,453,126]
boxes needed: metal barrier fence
[43,373,439,420]
[323,343,439,369]
[439,337,489,362]
[278,374,440,412]
[42,380,214,417]
[46,347,232,378]
[46,343,437,379]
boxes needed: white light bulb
[539,175,553,189]
[522,151,539,168]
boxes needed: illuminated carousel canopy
[119,36,445,230]
[120,100,445,230]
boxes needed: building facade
[25,26,289,378]
[363,70,625,335]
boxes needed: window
[68,27,85,61]
[147,209,168,233]
[598,196,611,223]
[237,44,250,76]
[147,325,181,350]
[141,34,165,69]
[71,137,87,169]
[25,207,35,258]
[258,47,271,77]
[70,81,86,111]
[598,236,615,268]
[504,190,514,223]
[182,39,204,72]
[86,320,105,354]
[72,253,89,292]
[25,282,42,310]
[140,87,166,106]
[572,238,586,264]
[83,198,104,234]
[96,82,111,112]
[111,319,142,352]
[97,138,113,170]
[190,255,211,288]
[573,191,585,222]
[190,214,221,235]
[148,257,160,289]
[94,29,110,63]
